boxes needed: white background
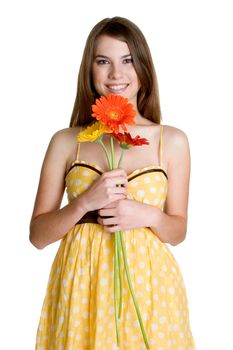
[0,0,232,349]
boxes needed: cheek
[92,66,106,84]
[129,68,140,86]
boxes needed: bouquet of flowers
[77,95,150,349]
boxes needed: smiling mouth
[106,84,129,92]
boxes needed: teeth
[108,85,127,91]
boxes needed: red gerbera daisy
[113,132,149,149]
[91,95,136,133]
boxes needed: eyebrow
[94,54,132,59]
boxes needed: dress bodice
[65,160,168,211]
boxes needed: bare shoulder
[50,126,80,152]
[50,126,86,176]
[163,124,189,146]
[162,124,190,170]
[163,125,189,156]
[49,127,81,162]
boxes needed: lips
[106,84,129,92]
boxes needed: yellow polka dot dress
[35,125,196,350]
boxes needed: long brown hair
[69,17,162,127]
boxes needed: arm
[97,126,191,246]
[29,128,88,250]
[149,126,191,245]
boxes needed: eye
[96,59,110,65]
[123,58,133,64]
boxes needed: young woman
[30,17,195,350]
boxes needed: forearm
[29,196,88,250]
[147,205,187,246]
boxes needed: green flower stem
[117,232,123,319]
[114,232,120,346]
[119,230,150,350]
[117,148,125,168]
[110,136,115,168]
[98,139,112,169]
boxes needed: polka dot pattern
[35,161,195,350]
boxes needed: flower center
[109,110,120,120]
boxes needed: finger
[104,224,122,233]
[107,168,127,177]
[111,176,128,187]
[101,195,127,210]
[98,208,116,217]
[98,203,116,210]
[102,173,128,185]
[97,216,119,226]
[113,186,128,195]
[111,194,128,203]
[105,187,127,201]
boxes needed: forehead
[94,35,130,55]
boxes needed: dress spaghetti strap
[75,142,81,162]
[75,127,83,162]
[159,124,164,168]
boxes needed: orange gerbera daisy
[113,132,149,149]
[91,95,136,133]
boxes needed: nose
[108,63,123,80]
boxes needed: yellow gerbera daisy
[77,121,112,142]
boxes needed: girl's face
[92,35,141,107]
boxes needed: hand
[97,198,153,232]
[80,168,128,212]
